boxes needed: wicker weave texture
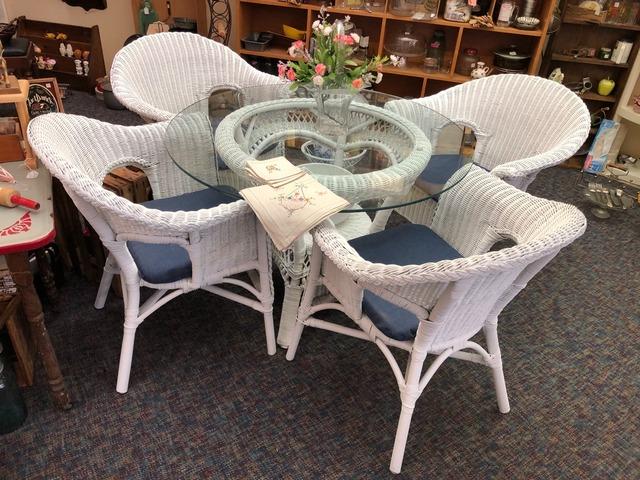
[394,74,591,190]
[110,32,280,122]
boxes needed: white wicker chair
[110,32,280,122]
[388,74,591,190]
[286,166,587,473]
[28,113,276,394]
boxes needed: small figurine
[82,60,89,76]
[46,58,56,70]
[470,61,490,79]
[1,43,10,88]
[59,42,67,57]
[33,45,42,55]
[74,59,83,75]
[82,50,90,60]
[45,32,56,39]
[56,33,68,40]
[548,67,564,84]
[36,56,46,69]
[139,0,158,35]
[66,43,73,57]
[74,49,82,59]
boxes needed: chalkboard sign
[27,78,64,118]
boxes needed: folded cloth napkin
[245,156,306,189]
[240,174,349,251]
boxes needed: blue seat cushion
[419,154,466,186]
[127,187,236,284]
[348,224,462,341]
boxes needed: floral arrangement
[278,8,388,91]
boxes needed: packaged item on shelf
[444,0,472,22]
[628,1,640,24]
[496,0,519,26]
[611,39,633,63]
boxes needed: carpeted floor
[1,91,639,479]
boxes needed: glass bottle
[456,47,480,75]
[425,30,446,72]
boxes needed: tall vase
[311,89,357,167]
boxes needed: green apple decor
[598,77,615,96]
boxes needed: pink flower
[351,77,363,89]
[278,62,287,79]
[293,40,305,50]
[315,63,327,76]
[334,34,354,46]
[286,68,296,81]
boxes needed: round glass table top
[165,84,473,213]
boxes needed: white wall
[5,0,135,70]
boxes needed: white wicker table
[165,85,472,346]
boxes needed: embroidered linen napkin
[245,156,306,189]
[240,174,349,251]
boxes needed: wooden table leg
[35,248,59,311]
[5,252,71,410]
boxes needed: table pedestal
[5,252,71,410]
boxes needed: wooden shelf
[380,65,468,83]
[17,17,105,93]
[236,0,556,97]
[384,13,545,36]
[309,4,386,18]
[563,19,640,31]
[239,46,293,61]
[551,53,630,68]
[581,91,616,102]
[617,104,640,124]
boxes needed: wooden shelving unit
[235,0,557,97]
[16,17,106,93]
[543,0,640,115]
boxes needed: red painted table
[0,161,70,409]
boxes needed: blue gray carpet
[1,91,638,479]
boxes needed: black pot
[493,45,531,71]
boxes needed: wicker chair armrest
[102,196,254,239]
[490,137,587,180]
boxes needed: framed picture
[27,78,65,118]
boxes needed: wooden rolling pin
[0,187,40,210]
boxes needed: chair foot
[492,365,511,413]
[285,321,305,361]
[389,401,416,474]
[264,310,277,356]
[116,325,137,393]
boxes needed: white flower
[312,75,324,87]
[375,72,383,84]
[312,20,321,30]
[344,15,351,22]
[350,33,360,44]
[323,25,333,36]
[288,46,297,57]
